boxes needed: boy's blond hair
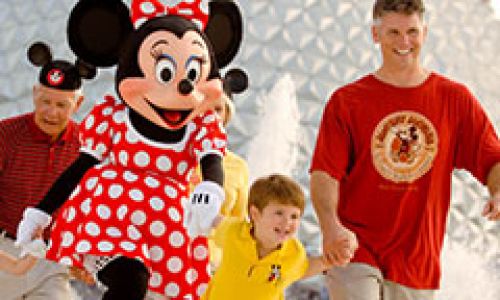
[248,174,305,215]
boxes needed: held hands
[322,222,358,267]
[482,193,500,221]
[15,207,51,248]
[183,181,224,238]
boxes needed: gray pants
[325,263,436,300]
[0,233,73,300]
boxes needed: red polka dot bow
[131,0,209,30]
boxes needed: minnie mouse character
[15,0,243,299]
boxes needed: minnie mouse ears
[28,42,96,90]
[67,0,243,69]
[222,68,248,99]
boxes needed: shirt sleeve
[193,111,227,161]
[453,86,500,183]
[231,159,249,219]
[309,91,353,180]
[211,217,238,248]
[79,96,116,161]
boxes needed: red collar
[27,113,76,145]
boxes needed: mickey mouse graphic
[15,0,243,299]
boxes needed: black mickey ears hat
[28,42,96,90]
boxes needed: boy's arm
[0,251,38,276]
[302,255,332,279]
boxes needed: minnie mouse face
[119,28,222,130]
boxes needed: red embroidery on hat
[131,0,209,30]
[47,69,65,86]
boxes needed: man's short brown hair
[373,0,425,20]
[248,174,305,215]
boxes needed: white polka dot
[202,139,213,151]
[93,184,104,196]
[134,17,148,29]
[117,205,128,220]
[125,131,139,144]
[85,115,95,130]
[164,186,177,199]
[165,282,180,297]
[61,231,74,247]
[197,283,208,297]
[193,245,208,260]
[123,171,139,182]
[186,268,198,284]
[84,138,94,149]
[85,177,98,191]
[131,210,147,226]
[102,170,117,179]
[177,161,188,175]
[108,184,124,199]
[97,205,111,219]
[112,132,121,144]
[203,114,216,124]
[167,256,183,273]
[168,207,181,223]
[96,143,107,155]
[129,189,144,201]
[102,107,113,116]
[140,1,155,14]
[113,111,125,124]
[134,151,150,167]
[66,207,77,222]
[80,198,92,215]
[106,227,122,238]
[145,176,160,188]
[195,127,207,141]
[214,138,226,149]
[150,220,166,237]
[120,241,137,252]
[97,241,114,252]
[149,272,162,288]
[76,240,91,253]
[69,186,81,200]
[96,121,109,134]
[169,231,185,248]
[156,156,172,172]
[119,150,129,165]
[127,225,142,241]
[59,256,73,266]
[149,246,164,262]
[85,222,100,237]
[149,197,165,211]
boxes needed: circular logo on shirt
[47,68,64,86]
[371,111,438,183]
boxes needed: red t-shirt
[0,113,80,238]
[310,73,500,289]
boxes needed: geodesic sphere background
[0,0,498,290]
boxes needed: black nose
[178,79,194,95]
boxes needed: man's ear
[371,25,380,43]
[75,95,84,111]
[249,204,260,222]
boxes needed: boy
[202,174,335,300]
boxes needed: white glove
[183,181,224,238]
[15,207,52,248]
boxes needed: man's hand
[482,193,500,221]
[15,207,51,247]
[322,223,358,267]
[183,181,224,238]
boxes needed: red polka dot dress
[46,95,226,299]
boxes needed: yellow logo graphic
[371,111,438,183]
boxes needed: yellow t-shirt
[202,218,309,300]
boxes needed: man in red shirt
[310,1,500,299]
[0,42,94,299]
